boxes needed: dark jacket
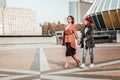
[80,26,95,48]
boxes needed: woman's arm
[86,27,93,40]
[73,25,79,39]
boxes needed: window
[96,0,104,12]
[102,11,113,29]
[118,0,120,8]
[97,13,106,29]
[69,2,75,15]
[109,10,120,28]
[81,0,95,3]
[102,0,111,11]
[92,15,101,30]
[110,0,118,10]
[91,0,100,13]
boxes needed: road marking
[0,69,39,75]
[40,48,50,71]
[46,60,120,75]
[41,74,110,80]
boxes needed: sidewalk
[0,44,40,80]
[0,43,119,80]
[41,43,120,80]
[43,44,120,70]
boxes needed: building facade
[0,9,2,34]
[81,0,95,3]
[85,0,120,43]
[0,0,6,34]
[0,7,42,35]
[69,0,80,23]
[85,0,120,31]
[69,0,93,24]
[0,0,6,8]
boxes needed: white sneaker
[80,63,86,68]
[89,64,95,68]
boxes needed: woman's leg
[89,48,94,63]
[82,48,88,64]
[64,43,71,68]
[64,56,70,68]
[80,48,88,68]
[89,48,95,67]
[72,55,80,66]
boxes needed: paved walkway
[0,43,119,80]
[40,43,120,80]
[0,44,40,80]
[43,45,120,70]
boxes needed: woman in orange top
[62,15,80,69]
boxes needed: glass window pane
[92,15,101,30]
[97,13,106,29]
[69,2,75,15]
[81,0,95,3]
[91,0,100,13]
[0,0,6,7]
[118,10,120,22]
[118,10,120,15]
[109,10,120,28]
[102,11,113,29]
[103,0,111,11]
[118,0,120,8]
[110,0,118,10]
[91,16,97,30]
[85,0,97,16]
[96,0,104,12]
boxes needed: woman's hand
[77,39,80,45]
[62,43,65,46]
[77,41,80,45]
[83,37,87,42]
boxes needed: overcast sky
[6,0,69,23]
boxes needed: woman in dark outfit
[79,17,95,68]
[62,15,80,69]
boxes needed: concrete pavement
[0,43,119,80]
[41,43,120,80]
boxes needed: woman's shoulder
[70,24,76,28]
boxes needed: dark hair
[67,15,74,24]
